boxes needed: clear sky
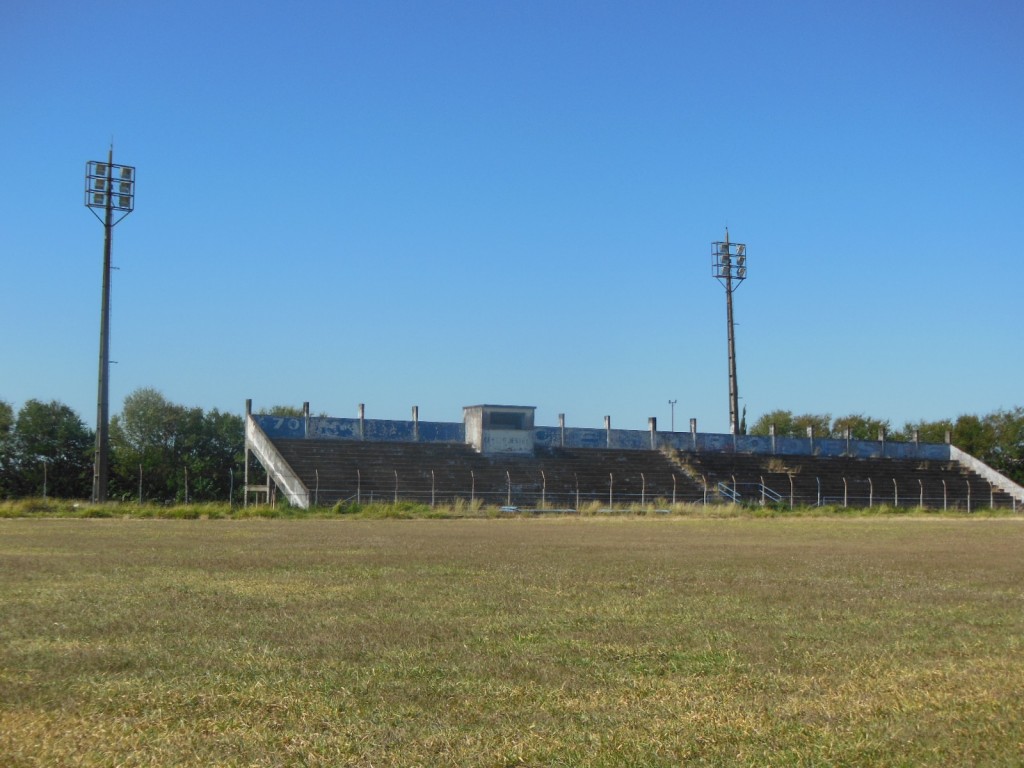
[2,0,1021,434]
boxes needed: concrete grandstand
[244,401,1024,511]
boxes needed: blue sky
[2,0,1021,434]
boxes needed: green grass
[1,518,1023,766]
[2,497,1020,520]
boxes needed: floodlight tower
[712,229,747,435]
[85,148,135,503]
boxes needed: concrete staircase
[668,449,1018,510]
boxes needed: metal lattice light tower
[712,229,747,435]
[85,148,135,502]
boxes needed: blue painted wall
[255,414,949,460]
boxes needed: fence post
[608,472,613,507]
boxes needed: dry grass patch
[1,518,1022,766]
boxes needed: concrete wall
[254,415,464,443]
[464,405,536,454]
[254,414,950,461]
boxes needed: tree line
[747,409,1024,484]
[2,391,1022,500]
[0,388,248,502]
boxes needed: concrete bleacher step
[666,449,1013,509]
[270,440,704,506]
[261,435,1017,511]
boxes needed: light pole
[668,399,677,432]
[712,229,747,435]
[85,148,135,502]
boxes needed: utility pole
[668,399,677,432]
[85,148,135,502]
[712,229,747,435]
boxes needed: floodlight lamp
[119,181,131,194]
[119,196,131,208]
[120,167,132,180]
[93,192,106,206]
[738,267,747,278]
[96,164,107,176]
[94,179,107,191]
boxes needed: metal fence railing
[254,468,1019,512]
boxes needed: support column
[244,399,252,506]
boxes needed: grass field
[1,518,1022,766]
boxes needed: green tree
[749,410,831,438]
[897,418,952,444]
[110,388,181,502]
[831,414,891,441]
[175,406,243,502]
[981,408,1024,484]
[110,388,243,503]
[11,400,94,498]
[950,413,997,460]
[0,400,14,497]
[259,405,305,418]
